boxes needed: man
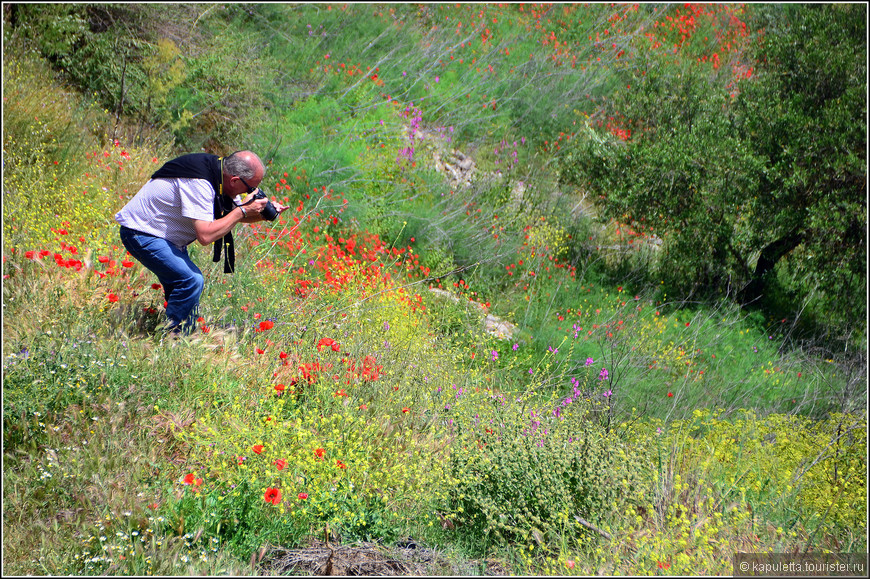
[115,150,286,334]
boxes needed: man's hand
[193,197,283,244]
[245,196,271,218]
[243,197,288,221]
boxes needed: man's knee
[190,272,205,295]
[179,271,204,297]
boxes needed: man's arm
[191,198,288,245]
[192,206,247,246]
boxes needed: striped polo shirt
[115,178,219,248]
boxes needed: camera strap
[212,157,236,274]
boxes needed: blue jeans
[119,226,204,334]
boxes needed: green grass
[3,4,866,576]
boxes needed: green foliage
[2,3,866,576]
[559,61,760,294]
[734,3,867,336]
[558,3,866,338]
[10,4,151,114]
[442,388,647,553]
[5,3,272,152]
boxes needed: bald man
[115,150,286,334]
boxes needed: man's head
[222,151,265,197]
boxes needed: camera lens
[262,203,278,221]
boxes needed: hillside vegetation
[3,3,866,575]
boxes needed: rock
[484,314,519,340]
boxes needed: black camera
[252,189,279,221]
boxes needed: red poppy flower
[297,492,308,500]
[314,448,325,459]
[252,444,264,455]
[107,293,119,303]
[279,351,289,359]
[264,487,282,505]
[402,407,410,413]
[274,459,287,471]
[122,260,133,268]
[256,348,265,355]
[667,392,674,397]
[151,283,162,290]
[182,473,202,486]
[317,337,335,351]
[257,320,274,332]
[336,460,346,469]
[97,255,110,264]
[275,383,286,393]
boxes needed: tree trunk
[739,228,805,305]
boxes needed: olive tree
[558,3,866,338]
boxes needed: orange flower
[275,383,286,393]
[252,444,264,454]
[402,407,410,413]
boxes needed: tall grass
[3,4,866,576]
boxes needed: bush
[441,386,647,553]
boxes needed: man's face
[226,159,264,197]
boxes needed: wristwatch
[239,206,248,219]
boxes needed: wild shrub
[440,385,648,553]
